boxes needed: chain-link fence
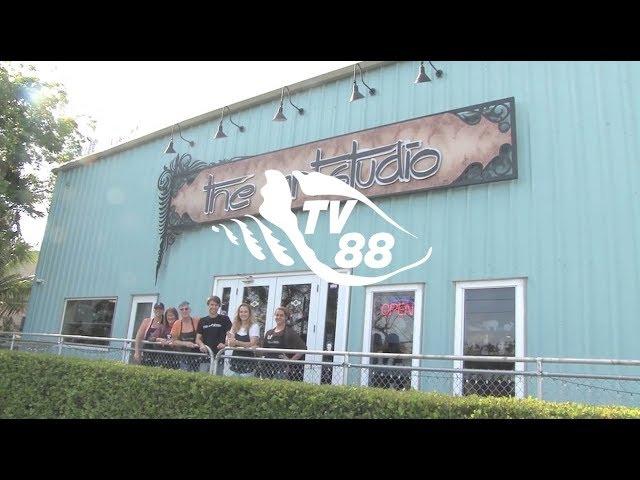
[4,332,640,407]
[212,350,346,384]
[1,332,215,373]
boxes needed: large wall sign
[157,97,517,280]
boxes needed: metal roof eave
[53,60,394,174]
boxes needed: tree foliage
[0,241,35,325]
[0,62,90,325]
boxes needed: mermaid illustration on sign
[211,169,432,287]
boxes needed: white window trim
[126,295,158,341]
[59,296,118,351]
[123,295,158,363]
[213,269,320,282]
[361,283,424,390]
[454,278,526,398]
[332,281,351,385]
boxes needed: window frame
[59,296,118,347]
[454,278,526,398]
[361,283,424,390]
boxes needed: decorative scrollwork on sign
[156,153,254,283]
[453,98,512,133]
[451,143,515,187]
[156,153,210,283]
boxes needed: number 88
[334,232,394,269]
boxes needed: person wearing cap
[170,301,201,372]
[195,295,232,373]
[134,302,169,367]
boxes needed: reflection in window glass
[280,283,311,344]
[368,290,414,390]
[62,299,116,345]
[221,287,231,317]
[243,286,269,339]
[463,287,515,397]
[131,302,153,340]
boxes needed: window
[61,298,117,345]
[362,284,423,390]
[220,286,232,317]
[454,279,525,397]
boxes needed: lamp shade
[273,104,287,121]
[164,140,176,154]
[214,123,227,139]
[349,83,365,102]
[415,64,431,83]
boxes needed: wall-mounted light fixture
[214,106,245,139]
[164,123,195,154]
[415,61,443,84]
[349,63,376,102]
[273,86,304,121]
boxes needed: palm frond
[0,273,33,319]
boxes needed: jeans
[179,358,199,372]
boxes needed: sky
[17,61,356,249]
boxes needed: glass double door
[214,273,346,384]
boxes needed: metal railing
[0,331,215,374]
[211,347,640,406]
[3,332,640,407]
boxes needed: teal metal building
[24,61,640,402]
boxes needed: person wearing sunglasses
[170,301,201,372]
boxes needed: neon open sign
[380,302,414,317]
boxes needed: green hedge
[1,350,639,418]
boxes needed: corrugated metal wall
[26,61,640,379]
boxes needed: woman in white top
[226,303,260,377]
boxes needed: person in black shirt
[258,306,306,381]
[195,296,232,373]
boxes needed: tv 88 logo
[303,199,395,269]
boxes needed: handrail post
[536,358,543,400]
[57,336,63,355]
[10,333,16,351]
[121,340,129,364]
[206,346,215,375]
[342,353,349,385]
[213,348,226,376]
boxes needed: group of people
[133,296,307,380]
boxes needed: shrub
[1,351,639,419]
